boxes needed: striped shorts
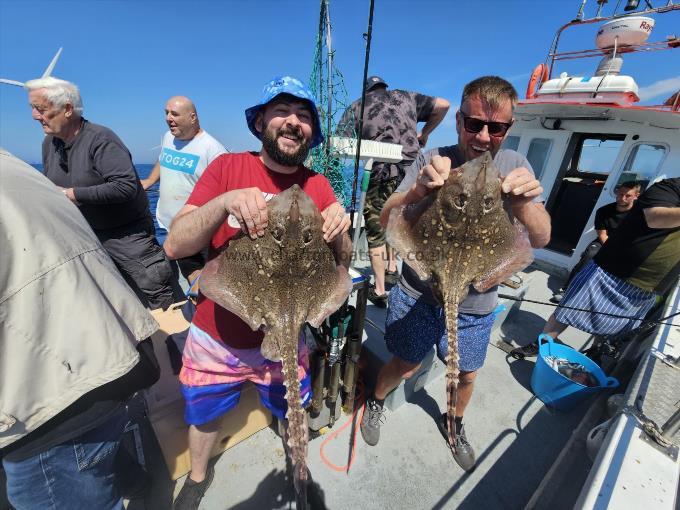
[179,325,311,424]
[555,261,658,336]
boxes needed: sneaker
[360,399,385,446]
[384,270,400,287]
[173,465,215,510]
[510,342,539,359]
[367,287,388,308]
[549,292,564,304]
[436,413,476,471]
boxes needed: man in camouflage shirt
[338,76,449,306]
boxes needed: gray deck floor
[125,265,602,510]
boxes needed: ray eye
[271,226,284,242]
[453,194,467,208]
[483,196,494,210]
[302,228,313,244]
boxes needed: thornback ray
[386,152,533,460]
[201,184,352,508]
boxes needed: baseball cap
[365,75,388,91]
[245,76,323,148]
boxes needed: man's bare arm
[512,202,551,248]
[140,162,160,190]
[596,229,608,244]
[502,167,551,248]
[643,206,680,229]
[164,201,224,260]
[418,98,451,147]
[165,187,268,259]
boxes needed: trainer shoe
[360,398,386,446]
[510,342,539,359]
[384,270,400,287]
[549,292,564,304]
[367,287,388,308]
[437,413,476,471]
[173,464,215,510]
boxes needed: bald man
[142,96,226,281]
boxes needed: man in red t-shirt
[164,76,351,510]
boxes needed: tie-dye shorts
[179,324,311,425]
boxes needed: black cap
[365,75,388,91]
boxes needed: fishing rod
[348,0,375,233]
[498,292,680,328]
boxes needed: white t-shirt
[156,130,226,229]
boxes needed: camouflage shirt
[338,88,436,182]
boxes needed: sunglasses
[459,112,513,137]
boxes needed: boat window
[502,136,520,152]
[577,138,624,175]
[545,133,625,255]
[526,138,552,181]
[616,143,667,191]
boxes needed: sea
[31,162,361,241]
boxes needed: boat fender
[586,418,612,462]
[526,64,549,99]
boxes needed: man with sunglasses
[360,76,550,471]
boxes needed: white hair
[25,77,83,114]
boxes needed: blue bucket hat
[245,76,324,149]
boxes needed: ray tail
[443,294,461,454]
[277,327,309,509]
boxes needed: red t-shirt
[186,151,338,349]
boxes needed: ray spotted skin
[387,152,533,453]
[201,185,352,508]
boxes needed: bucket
[530,334,618,411]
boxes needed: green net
[308,0,357,209]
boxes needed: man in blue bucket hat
[165,76,351,510]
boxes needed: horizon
[1,0,678,165]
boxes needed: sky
[1,0,678,164]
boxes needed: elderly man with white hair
[25,77,180,310]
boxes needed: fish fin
[472,219,534,293]
[260,333,282,362]
[306,265,353,328]
[199,249,265,332]
[386,202,434,281]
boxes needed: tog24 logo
[159,148,200,174]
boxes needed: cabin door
[544,133,626,255]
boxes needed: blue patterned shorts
[385,286,496,372]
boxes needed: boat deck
[125,264,610,510]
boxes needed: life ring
[526,64,549,100]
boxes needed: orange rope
[318,378,366,473]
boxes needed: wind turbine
[0,47,63,87]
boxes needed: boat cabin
[507,14,680,273]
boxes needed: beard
[261,126,310,167]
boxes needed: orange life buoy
[526,64,549,100]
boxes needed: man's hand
[222,187,268,239]
[417,131,429,148]
[413,155,451,200]
[501,167,543,209]
[57,186,80,205]
[140,178,155,190]
[321,202,350,242]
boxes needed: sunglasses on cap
[459,112,513,138]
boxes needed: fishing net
[307,0,357,209]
